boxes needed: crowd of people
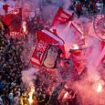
[0,0,105,105]
[0,26,81,105]
[0,13,26,104]
[0,12,59,105]
[70,0,105,17]
[0,24,24,104]
[0,5,86,105]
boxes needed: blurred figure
[0,95,4,105]
[75,1,82,17]
[7,89,14,105]
[3,4,9,14]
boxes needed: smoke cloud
[22,67,39,88]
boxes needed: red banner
[52,7,74,26]
[2,8,22,32]
[31,29,64,68]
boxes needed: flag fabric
[31,29,64,68]
[51,7,83,53]
[52,7,74,26]
[9,8,22,32]
[2,8,22,38]
[1,8,22,32]
[2,8,22,29]
[1,13,13,26]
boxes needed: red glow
[13,11,18,15]
[63,92,69,99]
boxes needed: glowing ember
[63,92,69,99]
[28,86,35,105]
[72,44,79,50]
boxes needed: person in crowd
[7,89,14,105]
[75,1,83,17]
[103,0,105,6]
[0,95,4,105]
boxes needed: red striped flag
[52,7,74,26]
[31,29,64,68]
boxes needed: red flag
[2,8,22,27]
[9,8,22,32]
[2,14,14,26]
[52,7,74,26]
[31,29,64,68]
[2,8,22,38]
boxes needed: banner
[9,8,22,32]
[1,8,22,38]
[51,7,83,53]
[31,29,64,68]
[52,7,74,26]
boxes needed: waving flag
[31,29,64,68]
[52,7,74,26]
[51,7,84,54]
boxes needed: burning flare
[28,86,35,105]
[72,44,79,50]
[96,82,103,93]
[63,92,69,99]
[94,80,105,93]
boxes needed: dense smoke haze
[0,0,105,105]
